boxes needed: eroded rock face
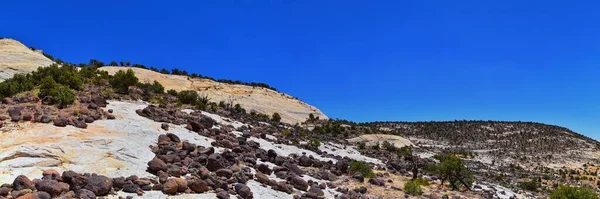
[100,66,328,124]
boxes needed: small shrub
[358,142,366,150]
[549,185,597,199]
[371,142,380,150]
[306,137,321,150]
[413,178,430,186]
[167,89,178,96]
[272,112,282,123]
[282,129,292,137]
[382,141,397,152]
[177,90,199,104]
[349,161,374,178]
[519,180,540,192]
[404,181,423,196]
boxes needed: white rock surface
[0,100,215,183]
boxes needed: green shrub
[349,161,374,178]
[404,181,423,196]
[149,81,164,93]
[167,89,178,96]
[110,69,138,94]
[282,129,292,137]
[358,142,366,150]
[306,137,321,150]
[272,112,282,123]
[549,185,597,199]
[432,154,474,190]
[138,80,165,95]
[177,90,200,104]
[38,77,75,108]
[413,178,430,186]
[519,180,540,192]
[382,141,397,152]
[0,74,35,98]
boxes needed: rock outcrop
[0,39,53,81]
[100,67,327,124]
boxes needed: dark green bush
[0,74,35,98]
[272,112,282,123]
[39,77,75,108]
[349,161,374,178]
[177,90,199,104]
[110,69,138,94]
[167,89,178,96]
[431,154,474,190]
[519,180,540,192]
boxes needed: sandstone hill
[0,39,53,81]
[100,66,327,124]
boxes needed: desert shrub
[177,90,199,104]
[233,104,245,114]
[404,181,423,196]
[349,161,374,178]
[358,142,366,150]
[382,141,397,152]
[431,154,474,190]
[413,178,430,186]
[138,81,165,95]
[519,180,540,192]
[32,64,83,90]
[272,112,282,123]
[549,185,597,199]
[282,129,292,137]
[0,74,35,98]
[167,89,178,96]
[110,69,138,94]
[306,137,321,150]
[371,142,380,150]
[38,77,75,108]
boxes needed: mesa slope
[100,66,327,124]
[0,39,53,81]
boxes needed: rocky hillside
[366,121,600,169]
[0,39,53,81]
[100,67,326,124]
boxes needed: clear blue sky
[2,1,600,139]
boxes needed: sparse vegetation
[306,137,321,150]
[549,185,597,199]
[38,77,75,108]
[349,161,374,178]
[272,112,281,123]
[404,181,423,196]
[430,154,474,190]
[109,69,138,94]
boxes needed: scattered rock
[13,175,35,191]
[163,179,178,195]
[84,175,112,196]
[234,183,253,199]
[148,157,168,172]
[289,176,309,191]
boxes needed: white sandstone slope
[100,67,327,124]
[0,39,54,81]
[0,100,366,198]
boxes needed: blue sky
[2,1,600,139]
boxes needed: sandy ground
[100,67,327,124]
[0,39,54,81]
